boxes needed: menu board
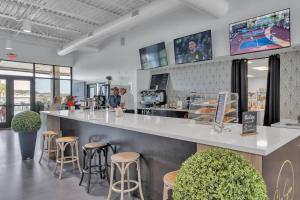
[213,92,228,131]
[242,112,257,135]
[149,73,169,90]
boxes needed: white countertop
[272,119,300,129]
[41,110,300,156]
[137,107,189,112]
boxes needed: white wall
[73,0,300,86]
[0,33,74,66]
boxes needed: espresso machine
[139,90,167,107]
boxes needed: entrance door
[0,76,34,128]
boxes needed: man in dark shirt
[108,87,121,108]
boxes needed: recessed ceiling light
[248,61,254,64]
[253,66,268,71]
[248,74,255,78]
[22,19,31,33]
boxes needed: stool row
[39,130,178,200]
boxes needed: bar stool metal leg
[79,150,86,186]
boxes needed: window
[54,79,71,102]
[54,66,71,79]
[0,60,33,76]
[36,78,53,106]
[35,64,53,78]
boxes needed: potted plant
[106,75,112,85]
[11,111,41,160]
[173,148,268,200]
[66,95,76,110]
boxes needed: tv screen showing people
[174,30,212,64]
[139,42,168,70]
[230,9,291,55]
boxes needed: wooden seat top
[84,142,107,149]
[164,170,178,187]
[56,136,77,143]
[111,152,140,162]
[44,131,59,136]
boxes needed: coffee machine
[139,90,167,107]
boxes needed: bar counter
[40,110,300,199]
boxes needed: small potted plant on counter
[66,95,76,110]
[11,111,41,160]
[173,148,268,200]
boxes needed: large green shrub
[173,148,268,200]
[11,111,41,133]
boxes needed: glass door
[0,76,34,128]
[13,79,33,115]
[0,78,8,128]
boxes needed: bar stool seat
[39,130,60,164]
[54,136,82,179]
[111,152,139,162]
[163,170,178,200]
[107,152,144,200]
[84,142,107,149]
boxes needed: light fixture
[22,19,31,33]
[5,38,12,50]
[248,61,253,64]
[247,74,255,78]
[253,66,268,71]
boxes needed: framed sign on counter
[213,92,228,132]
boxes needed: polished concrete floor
[0,129,133,200]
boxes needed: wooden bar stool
[79,142,110,193]
[107,152,144,200]
[39,131,60,164]
[163,170,178,200]
[54,136,82,179]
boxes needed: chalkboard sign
[213,92,228,132]
[150,73,169,90]
[242,112,257,135]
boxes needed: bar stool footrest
[112,180,138,193]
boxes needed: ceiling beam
[0,25,69,42]
[5,0,101,26]
[73,0,121,18]
[0,12,82,34]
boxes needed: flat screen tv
[139,42,168,70]
[230,9,291,55]
[174,30,212,64]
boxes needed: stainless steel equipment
[139,90,166,106]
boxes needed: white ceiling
[0,0,155,46]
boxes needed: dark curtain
[264,54,280,126]
[231,59,248,123]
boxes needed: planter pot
[18,132,37,160]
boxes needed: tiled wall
[150,60,232,104]
[148,50,300,120]
[280,51,300,120]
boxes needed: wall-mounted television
[139,42,168,70]
[174,30,212,64]
[230,9,291,56]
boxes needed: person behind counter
[108,87,121,108]
[120,88,135,113]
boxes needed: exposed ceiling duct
[57,0,229,56]
[176,0,229,18]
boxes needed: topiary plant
[11,111,41,133]
[173,148,268,200]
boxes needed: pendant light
[22,19,31,33]
[5,38,12,50]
